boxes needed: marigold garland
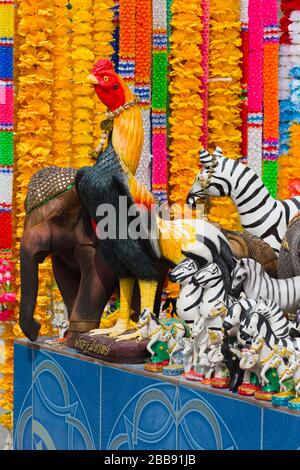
[71,0,95,167]
[51,0,72,166]
[134,0,152,187]
[118,0,136,89]
[207,0,242,230]
[168,0,203,206]
[200,0,210,149]
[91,1,115,158]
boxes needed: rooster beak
[86,74,99,85]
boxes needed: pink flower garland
[0,259,15,321]
[247,0,263,176]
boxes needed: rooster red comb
[92,59,115,76]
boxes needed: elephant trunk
[19,245,43,341]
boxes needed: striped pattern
[240,304,291,349]
[232,258,300,314]
[191,150,300,253]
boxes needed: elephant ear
[199,148,213,168]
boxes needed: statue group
[20,59,300,409]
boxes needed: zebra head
[169,257,200,284]
[223,302,243,331]
[231,259,248,294]
[186,147,226,207]
[239,310,260,342]
[192,262,222,287]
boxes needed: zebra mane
[243,307,278,346]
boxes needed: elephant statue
[20,167,117,347]
[278,211,300,278]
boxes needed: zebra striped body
[187,148,300,254]
[168,258,203,325]
[239,308,292,349]
[232,258,300,313]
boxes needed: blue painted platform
[13,338,300,450]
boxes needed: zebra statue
[187,147,300,254]
[168,258,203,326]
[239,301,293,349]
[232,258,300,313]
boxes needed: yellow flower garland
[91,1,115,153]
[71,0,95,167]
[207,0,242,230]
[278,123,300,199]
[168,0,203,206]
[51,0,73,166]
[166,0,203,299]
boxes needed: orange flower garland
[51,0,73,166]
[71,0,95,167]
[168,0,203,206]
[91,0,115,149]
[134,0,152,187]
[207,0,242,230]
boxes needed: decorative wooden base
[211,377,230,389]
[182,369,204,382]
[162,364,184,377]
[272,391,295,407]
[144,361,169,373]
[254,390,274,401]
[238,383,260,396]
[74,332,150,364]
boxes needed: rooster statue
[76,59,234,339]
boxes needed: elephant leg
[66,246,117,347]
[51,255,80,316]
[19,225,50,341]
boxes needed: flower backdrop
[0,0,299,430]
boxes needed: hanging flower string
[91,0,115,155]
[200,0,210,149]
[168,0,203,206]
[0,259,16,321]
[71,0,95,167]
[151,0,168,203]
[262,0,280,198]
[247,0,263,177]
[118,0,136,90]
[207,0,242,230]
[240,0,248,164]
[134,0,152,188]
[51,0,73,167]
[278,3,300,199]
